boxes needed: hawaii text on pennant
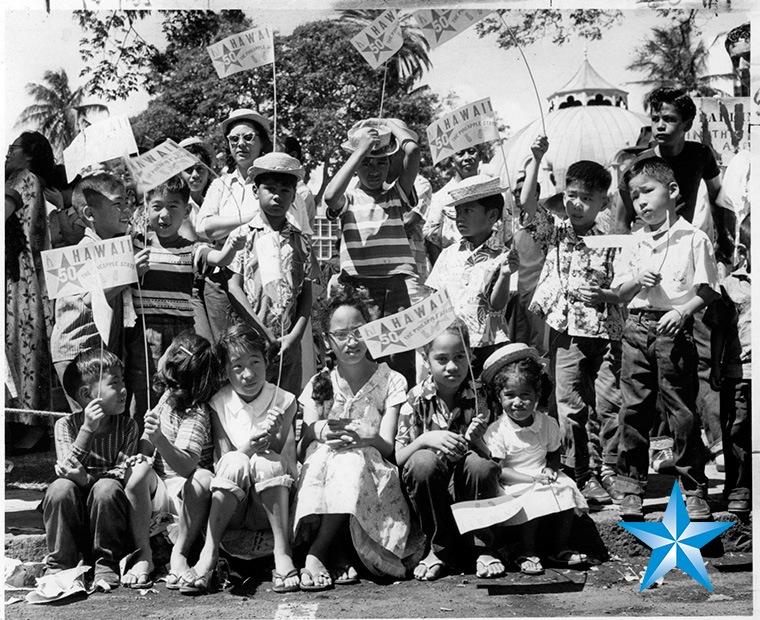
[427,97,501,165]
[350,9,404,70]
[207,25,275,78]
[414,9,492,49]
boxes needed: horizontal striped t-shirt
[131,231,210,319]
[330,185,415,279]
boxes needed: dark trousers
[615,313,708,497]
[549,330,621,483]
[401,450,501,566]
[720,378,751,500]
[42,477,128,571]
[193,270,232,345]
[692,304,722,448]
[339,274,416,388]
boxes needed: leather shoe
[685,495,712,520]
[599,473,624,504]
[727,499,750,515]
[620,494,643,519]
[581,475,612,506]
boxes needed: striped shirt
[131,231,211,319]
[329,185,415,279]
[146,391,213,479]
[54,412,139,481]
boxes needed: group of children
[40,87,750,594]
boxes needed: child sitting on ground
[179,323,299,595]
[323,118,421,387]
[227,153,313,397]
[395,321,502,581]
[425,175,518,376]
[121,332,218,589]
[612,157,720,520]
[481,343,589,576]
[42,349,138,589]
[294,286,416,590]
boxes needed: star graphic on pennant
[618,482,732,592]
[50,254,82,293]
[429,10,459,43]
[362,32,398,63]
[221,43,243,72]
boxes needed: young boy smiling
[227,152,313,396]
[612,157,720,520]
[527,160,624,508]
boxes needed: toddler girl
[293,285,416,590]
[122,331,218,589]
[481,343,589,575]
[180,323,298,595]
[396,321,503,581]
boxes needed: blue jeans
[615,312,708,497]
[549,330,621,484]
[401,450,501,566]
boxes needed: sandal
[165,572,182,590]
[179,568,219,596]
[121,569,154,589]
[475,557,505,579]
[299,567,333,592]
[272,568,300,593]
[516,555,544,575]
[546,550,588,567]
[414,558,447,582]
[332,565,360,586]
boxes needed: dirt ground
[5,553,753,619]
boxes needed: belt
[629,308,669,319]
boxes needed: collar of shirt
[416,376,476,427]
[502,409,545,435]
[557,218,604,245]
[83,228,103,243]
[247,211,301,237]
[458,230,504,254]
[224,382,276,418]
[731,266,750,281]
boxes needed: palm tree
[15,68,108,157]
[339,9,432,87]
[626,10,732,105]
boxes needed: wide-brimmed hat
[341,120,400,158]
[481,343,540,384]
[220,108,271,140]
[247,152,304,183]
[447,174,507,207]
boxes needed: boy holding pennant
[350,9,404,70]
[48,171,148,412]
[207,25,275,78]
[324,118,421,387]
[413,9,491,49]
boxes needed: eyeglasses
[227,133,258,145]
[328,329,363,342]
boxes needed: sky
[2,7,747,158]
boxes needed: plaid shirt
[54,412,138,481]
[147,391,214,478]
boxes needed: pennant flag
[414,9,491,49]
[357,290,457,358]
[207,25,275,78]
[124,139,199,190]
[350,9,404,70]
[426,97,501,165]
[63,115,138,182]
[451,494,527,534]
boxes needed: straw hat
[220,108,271,140]
[341,120,400,157]
[481,343,540,384]
[447,174,507,207]
[247,152,304,183]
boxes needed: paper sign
[350,10,403,70]
[414,9,491,49]
[451,494,526,533]
[686,97,750,168]
[357,290,457,358]
[426,98,501,165]
[582,234,640,249]
[207,25,274,78]
[125,139,199,190]
[41,236,137,299]
[62,115,138,182]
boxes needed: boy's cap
[248,152,304,182]
[481,343,539,384]
[341,120,400,158]
[447,174,507,207]
[220,108,271,140]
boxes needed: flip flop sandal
[272,568,300,593]
[164,572,182,590]
[332,566,360,586]
[179,568,219,596]
[476,558,505,579]
[299,567,333,592]
[547,551,588,567]
[516,556,544,575]
[414,558,447,582]
[122,570,155,589]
